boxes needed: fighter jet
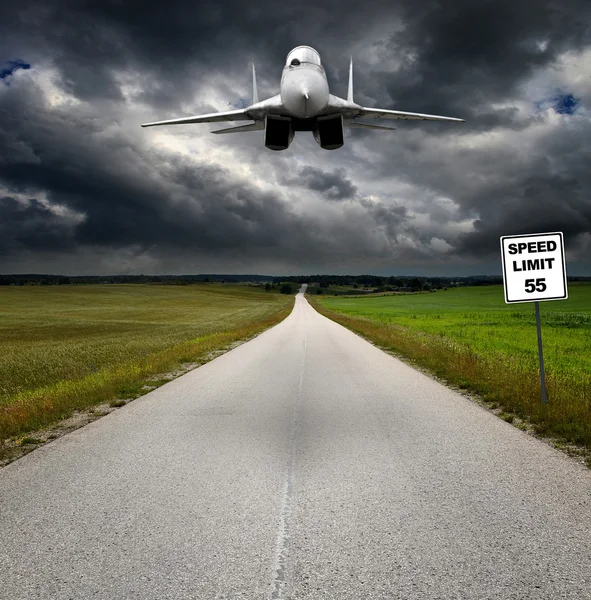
[141,46,464,151]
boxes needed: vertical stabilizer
[347,56,354,103]
[252,62,259,104]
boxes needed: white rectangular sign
[500,232,567,303]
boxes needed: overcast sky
[1,0,590,275]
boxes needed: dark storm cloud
[0,72,418,273]
[0,74,305,259]
[371,0,591,126]
[454,142,591,257]
[1,0,591,273]
[0,196,78,254]
[2,0,368,110]
[281,166,358,200]
[5,0,590,115]
[355,115,591,262]
[359,197,409,238]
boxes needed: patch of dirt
[0,402,117,468]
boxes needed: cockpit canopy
[285,46,322,67]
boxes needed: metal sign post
[534,301,547,405]
[500,232,568,404]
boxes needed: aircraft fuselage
[280,47,329,118]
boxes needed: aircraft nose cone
[281,68,329,118]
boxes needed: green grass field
[312,284,591,454]
[0,284,293,440]
[317,285,591,374]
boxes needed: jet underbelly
[281,64,329,118]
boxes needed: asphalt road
[2,285,591,599]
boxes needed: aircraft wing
[141,108,253,128]
[212,122,264,134]
[358,107,465,123]
[348,121,396,130]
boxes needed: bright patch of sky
[536,91,579,115]
[523,47,590,117]
[0,59,31,83]
[1,187,86,224]
[30,66,82,108]
[553,93,579,114]
[228,97,249,109]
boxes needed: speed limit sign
[500,232,568,405]
[500,232,568,304]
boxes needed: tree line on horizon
[1,273,589,288]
